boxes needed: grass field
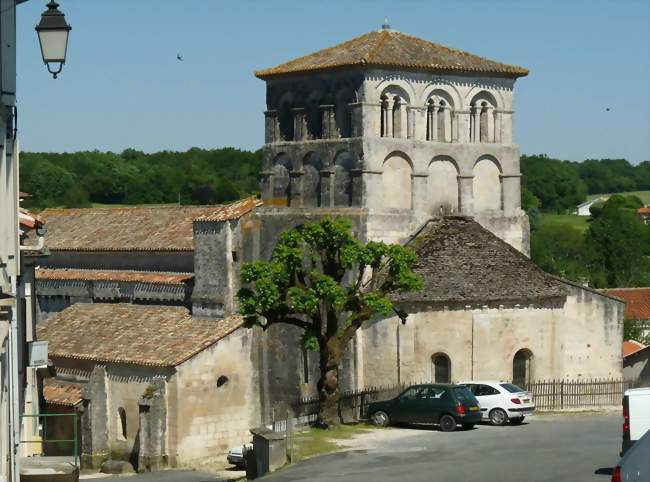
[539,213,590,232]
[586,190,650,204]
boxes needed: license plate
[469,406,479,411]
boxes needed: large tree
[237,218,422,427]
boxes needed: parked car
[227,442,253,469]
[611,428,650,482]
[367,383,482,432]
[621,387,650,455]
[459,380,535,426]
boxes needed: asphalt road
[264,413,621,482]
[94,413,621,482]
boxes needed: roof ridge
[367,30,388,63]
[37,267,193,275]
[42,204,225,216]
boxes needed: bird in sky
[605,107,611,111]
[177,53,184,62]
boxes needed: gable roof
[255,29,528,79]
[623,340,647,358]
[37,304,244,367]
[604,288,650,320]
[394,217,567,305]
[39,197,261,252]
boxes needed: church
[33,26,624,470]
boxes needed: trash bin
[248,427,287,478]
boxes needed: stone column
[458,175,474,216]
[81,366,109,470]
[406,106,417,139]
[443,107,452,142]
[472,107,480,143]
[320,169,335,207]
[457,111,470,143]
[264,110,279,144]
[349,102,362,137]
[259,170,273,201]
[350,169,364,207]
[431,106,439,141]
[291,108,307,141]
[289,170,303,207]
[501,111,513,145]
[319,105,335,139]
[385,100,394,138]
[494,111,502,144]
[451,110,459,143]
[501,174,522,216]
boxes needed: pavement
[263,413,622,482]
[83,469,244,482]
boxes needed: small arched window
[117,407,127,441]
[513,349,533,387]
[392,96,404,138]
[431,353,451,383]
[380,94,389,137]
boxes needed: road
[94,413,621,482]
[264,413,621,482]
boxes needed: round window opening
[217,375,229,388]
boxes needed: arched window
[334,151,356,207]
[473,157,502,213]
[278,101,295,141]
[117,407,127,441]
[469,91,498,143]
[302,152,323,207]
[428,157,459,215]
[306,97,322,140]
[513,349,533,387]
[425,92,454,142]
[335,88,354,138]
[271,154,293,207]
[382,153,412,209]
[432,353,451,383]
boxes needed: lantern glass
[37,28,69,63]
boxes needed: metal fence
[271,378,650,431]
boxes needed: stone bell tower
[255,24,530,253]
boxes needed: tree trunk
[316,339,342,427]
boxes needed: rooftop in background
[605,288,650,320]
[43,379,83,407]
[36,268,193,286]
[394,217,567,305]
[37,303,244,367]
[255,28,528,79]
[38,197,261,252]
[623,340,647,358]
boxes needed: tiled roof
[195,196,263,222]
[394,217,567,305]
[604,288,650,320]
[43,379,84,407]
[19,208,44,230]
[256,29,528,79]
[36,268,193,285]
[39,198,260,252]
[623,340,647,358]
[37,304,244,367]
[638,207,650,215]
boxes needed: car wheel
[371,410,390,427]
[461,423,475,430]
[439,414,457,432]
[510,416,525,425]
[489,408,508,426]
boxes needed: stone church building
[34,26,624,470]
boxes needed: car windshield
[454,386,478,404]
[500,383,525,393]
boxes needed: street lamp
[35,1,71,79]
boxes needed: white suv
[459,381,535,426]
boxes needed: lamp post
[35,1,71,79]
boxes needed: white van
[622,387,650,455]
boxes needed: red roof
[623,340,647,357]
[43,379,83,407]
[36,268,193,285]
[638,207,650,215]
[605,288,650,320]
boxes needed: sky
[14,0,650,163]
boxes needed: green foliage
[238,217,422,345]
[531,196,650,288]
[624,319,650,346]
[19,147,262,210]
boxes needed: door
[473,384,500,418]
[391,386,427,423]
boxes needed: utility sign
[28,341,48,367]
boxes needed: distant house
[622,340,649,383]
[575,197,608,216]
[638,206,650,224]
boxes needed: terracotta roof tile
[623,340,647,357]
[394,218,566,304]
[36,268,193,285]
[256,30,528,79]
[605,288,650,320]
[39,198,260,252]
[37,304,244,367]
[637,207,650,215]
[43,379,83,407]
[195,196,263,222]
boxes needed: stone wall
[167,326,260,467]
[360,285,624,386]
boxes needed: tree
[237,218,422,427]
[624,318,650,346]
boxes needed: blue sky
[15,0,650,163]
